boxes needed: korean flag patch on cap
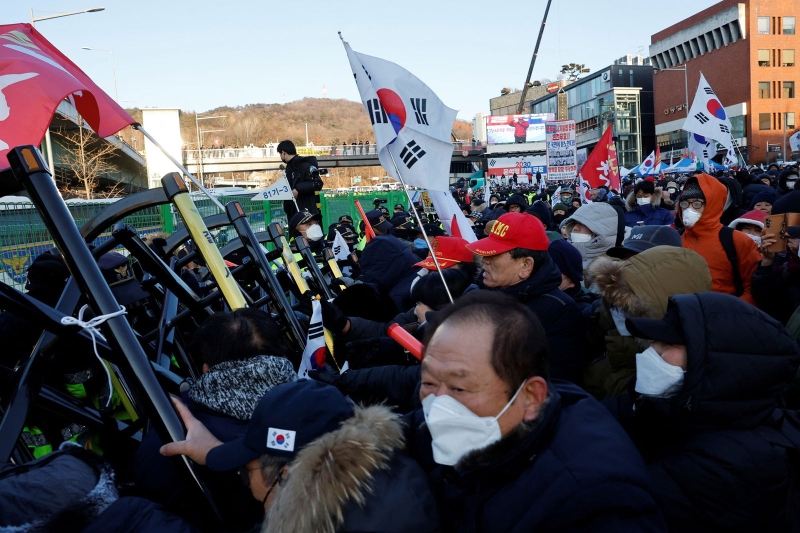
[267,428,296,452]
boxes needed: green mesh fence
[0,190,413,292]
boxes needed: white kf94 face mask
[682,208,702,228]
[635,346,685,398]
[570,232,593,243]
[305,224,324,241]
[636,197,651,206]
[422,382,526,466]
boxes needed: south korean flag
[682,74,734,149]
[344,40,457,192]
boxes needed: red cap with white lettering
[466,212,549,256]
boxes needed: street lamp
[30,7,104,26]
[81,47,117,102]
[30,6,105,177]
[195,114,226,187]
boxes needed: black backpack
[677,226,743,297]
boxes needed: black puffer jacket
[283,155,323,219]
[609,292,800,532]
[479,253,584,383]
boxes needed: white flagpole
[387,149,454,304]
[134,124,225,211]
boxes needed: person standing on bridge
[277,140,324,222]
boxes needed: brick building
[650,0,799,164]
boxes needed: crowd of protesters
[4,160,800,533]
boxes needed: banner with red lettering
[545,121,577,181]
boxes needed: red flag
[0,24,135,166]
[578,125,620,191]
[450,214,462,238]
[654,146,662,170]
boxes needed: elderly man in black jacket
[466,212,585,383]
[404,290,666,533]
[612,292,800,532]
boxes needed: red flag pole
[354,200,375,242]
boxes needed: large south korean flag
[344,41,457,192]
[682,74,734,150]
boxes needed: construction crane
[517,0,554,115]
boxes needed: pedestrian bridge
[183,142,486,174]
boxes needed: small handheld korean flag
[682,74,734,149]
[552,186,562,205]
[331,230,350,261]
[343,38,457,192]
[688,133,712,172]
[638,151,656,176]
[298,299,327,378]
[790,130,800,153]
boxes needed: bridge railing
[183,141,485,163]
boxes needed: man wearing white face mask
[404,290,666,533]
[678,174,761,306]
[623,179,675,228]
[288,209,326,253]
[609,292,800,532]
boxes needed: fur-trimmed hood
[626,187,664,211]
[263,405,415,533]
[587,246,712,319]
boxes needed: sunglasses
[237,466,259,487]
[680,200,705,210]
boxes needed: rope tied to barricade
[61,304,127,407]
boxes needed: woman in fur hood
[624,180,675,228]
[582,246,711,399]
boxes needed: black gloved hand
[345,337,406,369]
[308,364,341,386]
[319,298,349,334]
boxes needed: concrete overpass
[48,101,147,192]
[183,143,486,175]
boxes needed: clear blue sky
[5,0,720,121]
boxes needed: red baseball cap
[466,212,549,256]
[414,236,474,270]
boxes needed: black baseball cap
[365,209,393,232]
[625,304,686,345]
[420,223,445,237]
[288,210,321,235]
[206,380,353,472]
[607,225,683,259]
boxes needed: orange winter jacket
[680,174,762,306]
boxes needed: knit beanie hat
[548,239,584,283]
[681,179,705,201]
[634,181,655,195]
[750,190,777,209]
[552,202,569,213]
[728,210,766,230]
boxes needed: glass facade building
[528,65,655,169]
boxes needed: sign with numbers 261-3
[251,176,294,201]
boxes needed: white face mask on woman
[682,208,702,228]
[570,232,593,243]
[422,382,525,466]
[746,233,762,247]
[305,224,324,241]
[635,346,685,398]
